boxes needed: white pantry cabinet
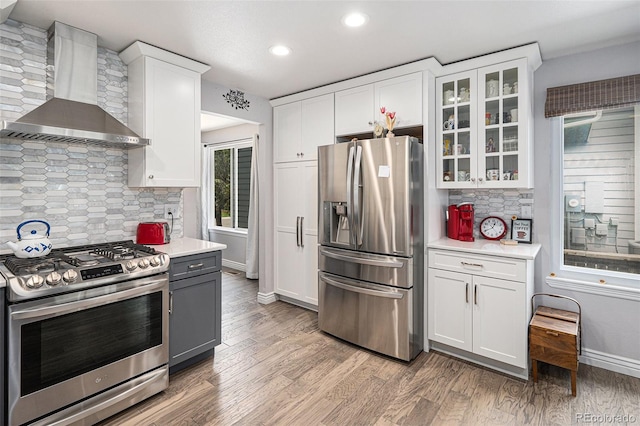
[274,93,334,163]
[120,42,210,187]
[274,161,319,306]
[436,59,533,189]
[334,72,422,136]
[427,241,540,376]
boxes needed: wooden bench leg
[532,359,538,382]
[571,370,577,396]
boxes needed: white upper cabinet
[436,59,533,189]
[335,72,423,136]
[274,101,302,163]
[301,94,335,159]
[120,42,210,187]
[274,93,334,163]
[375,73,423,130]
[334,84,375,136]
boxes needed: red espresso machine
[447,202,475,242]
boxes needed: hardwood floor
[100,269,640,425]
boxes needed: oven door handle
[10,276,167,321]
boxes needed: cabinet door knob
[368,121,373,126]
[300,152,304,157]
[148,175,154,179]
[471,177,476,182]
[478,177,484,182]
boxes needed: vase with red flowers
[379,106,397,137]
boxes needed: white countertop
[428,238,541,260]
[154,237,226,258]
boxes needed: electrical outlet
[521,205,532,218]
[164,204,180,219]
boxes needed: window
[209,140,252,231]
[559,105,639,278]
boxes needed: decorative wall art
[223,89,250,110]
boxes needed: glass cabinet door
[438,71,477,187]
[478,59,526,186]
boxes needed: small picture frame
[511,218,533,243]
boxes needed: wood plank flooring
[100,268,640,425]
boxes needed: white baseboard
[580,348,640,379]
[276,294,318,312]
[257,292,277,305]
[222,259,245,271]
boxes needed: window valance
[544,74,640,118]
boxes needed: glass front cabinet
[436,59,532,189]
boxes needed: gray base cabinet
[168,251,222,372]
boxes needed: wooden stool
[529,294,581,396]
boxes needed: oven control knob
[149,256,162,267]
[63,270,78,283]
[46,271,63,286]
[25,275,45,289]
[126,260,138,271]
[138,258,150,269]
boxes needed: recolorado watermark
[576,413,637,423]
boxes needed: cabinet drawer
[170,251,221,280]
[428,250,526,282]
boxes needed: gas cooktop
[0,241,170,302]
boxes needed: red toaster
[136,222,170,245]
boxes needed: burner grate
[4,251,72,276]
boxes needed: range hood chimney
[0,22,149,148]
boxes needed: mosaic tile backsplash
[0,20,183,251]
[449,189,535,240]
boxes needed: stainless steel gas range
[0,241,170,426]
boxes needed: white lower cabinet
[274,161,318,306]
[428,247,534,371]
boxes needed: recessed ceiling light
[269,45,291,56]
[342,12,369,28]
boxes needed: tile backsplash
[449,189,534,240]
[0,20,183,250]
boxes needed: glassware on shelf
[443,138,452,156]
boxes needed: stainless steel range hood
[0,22,149,148]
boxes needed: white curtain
[199,145,212,241]
[245,133,259,279]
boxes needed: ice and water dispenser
[322,201,351,246]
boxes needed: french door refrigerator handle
[346,145,356,245]
[319,247,403,268]
[296,216,300,247]
[353,144,363,246]
[321,275,403,299]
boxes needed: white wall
[201,123,258,144]
[533,41,640,373]
[198,82,273,295]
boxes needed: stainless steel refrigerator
[318,135,424,361]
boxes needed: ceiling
[8,1,640,101]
